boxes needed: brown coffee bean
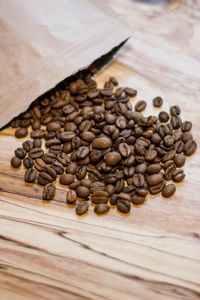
[117,200,131,213]
[132,195,145,205]
[124,87,137,96]
[145,149,157,162]
[173,131,183,142]
[45,166,57,181]
[59,173,74,185]
[181,121,192,132]
[116,116,127,129]
[162,184,176,198]
[135,188,148,197]
[35,158,46,172]
[90,182,105,193]
[164,164,176,180]
[66,189,77,204]
[182,131,193,143]
[174,154,186,167]
[28,148,44,159]
[45,139,61,148]
[66,162,78,174]
[119,143,130,157]
[164,135,174,146]
[161,150,176,162]
[76,201,89,215]
[132,174,145,187]
[105,184,115,196]
[23,157,33,169]
[31,119,41,131]
[69,181,80,190]
[105,151,121,166]
[42,153,56,164]
[170,105,181,116]
[51,161,64,174]
[80,178,92,187]
[92,137,112,149]
[81,131,95,142]
[22,140,33,152]
[147,163,161,174]
[184,140,197,156]
[57,152,70,166]
[15,127,28,138]
[158,111,169,123]
[91,191,109,204]
[47,122,61,132]
[147,173,163,186]
[33,139,42,148]
[171,115,182,129]
[15,148,26,159]
[174,141,184,153]
[76,146,89,160]
[172,169,185,183]
[43,183,56,200]
[31,129,46,139]
[94,203,110,215]
[153,96,163,107]
[25,168,37,183]
[76,186,90,198]
[10,156,21,168]
[149,180,166,195]
[76,165,87,180]
[38,172,52,185]
[134,100,146,112]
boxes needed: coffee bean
[15,127,28,138]
[32,119,41,131]
[116,116,127,129]
[181,121,192,132]
[105,151,121,166]
[153,96,163,107]
[45,166,57,181]
[31,129,46,139]
[22,140,33,152]
[170,105,181,116]
[94,203,110,214]
[45,138,61,148]
[145,149,157,162]
[135,100,146,112]
[76,186,90,198]
[76,165,87,180]
[174,141,184,153]
[164,135,174,146]
[76,201,89,215]
[28,148,44,159]
[35,158,46,172]
[51,161,64,174]
[124,87,137,96]
[135,187,148,197]
[117,200,131,213]
[81,131,95,142]
[59,173,74,185]
[174,154,186,167]
[147,173,163,186]
[57,152,70,166]
[15,148,26,159]
[172,169,185,183]
[132,195,145,205]
[161,150,176,162]
[69,181,80,190]
[92,136,112,149]
[76,146,89,160]
[33,139,42,148]
[184,140,197,156]
[66,162,79,174]
[119,143,130,157]
[182,131,193,143]
[147,163,161,174]
[162,184,176,198]
[42,153,56,164]
[25,168,37,183]
[10,156,21,168]
[164,164,176,180]
[47,122,61,132]
[149,180,166,194]
[158,111,169,123]
[171,115,182,129]
[91,191,109,204]
[38,172,52,185]
[66,189,77,204]
[43,183,56,200]
[23,157,33,169]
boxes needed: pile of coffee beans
[10,66,197,215]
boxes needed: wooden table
[0,0,200,299]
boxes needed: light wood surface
[0,0,200,299]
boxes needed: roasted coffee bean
[59,131,76,142]
[35,158,46,172]
[76,165,87,180]
[147,163,161,174]
[174,154,186,167]
[184,140,197,156]
[47,122,61,132]
[124,87,137,96]
[171,115,182,129]
[80,178,92,187]
[181,121,192,132]
[135,100,146,112]
[22,140,33,152]
[59,173,74,185]
[163,160,174,169]
[11,118,20,128]
[81,131,95,142]
[105,184,115,196]
[15,148,26,159]
[119,143,130,157]
[51,161,64,174]
[28,148,44,159]
[90,181,105,193]
[76,201,89,215]
[92,136,112,149]
[174,141,184,153]
[153,96,163,107]
[134,142,145,156]
[145,149,157,162]
[105,151,121,166]
[161,150,176,162]
[117,200,131,213]
[43,183,56,200]
[45,166,57,181]
[31,119,41,131]
[182,131,192,143]
[45,132,56,140]
[31,129,46,139]
[172,169,185,183]
[173,131,183,142]
[66,162,79,174]
[69,181,80,190]
[57,152,70,166]
[164,135,174,146]
[149,180,166,195]
[38,172,52,185]
[45,138,61,148]
[23,156,33,169]
[164,164,176,180]
[147,173,163,186]
[49,145,62,155]
[76,186,90,198]
[76,146,89,160]
[10,156,21,168]
[162,184,176,198]
[25,168,37,183]
[115,179,124,193]
[33,138,42,148]
[110,194,118,205]
[116,116,127,129]
[132,174,145,187]
[132,195,145,205]
[135,188,148,197]
[135,163,146,174]
[117,193,131,202]
[91,190,109,204]
[158,111,169,123]
[15,127,28,138]
[66,189,77,204]
[94,203,110,215]
[170,105,181,116]
[42,153,56,164]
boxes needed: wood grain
[0,0,200,299]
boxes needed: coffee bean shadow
[67,203,76,209]
[76,211,89,219]
[132,198,148,208]
[116,209,131,217]
[94,209,110,217]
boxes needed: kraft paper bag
[0,0,131,128]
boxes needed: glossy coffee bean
[66,189,77,204]
[94,203,110,215]
[134,100,146,112]
[153,96,163,107]
[15,127,28,138]
[184,140,197,156]
[162,184,176,198]
[10,156,21,168]
[25,168,37,183]
[28,148,44,159]
[43,183,56,200]
[76,201,89,215]
[76,186,90,198]
[59,173,74,185]
[158,111,169,123]
[22,140,33,152]
[15,148,26,159]
[174,154,186,167]
[132,195,145,205]
[23,157,33,169]
[117,200,131,213]
[171,169,185,183]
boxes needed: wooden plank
[0,0,200,299]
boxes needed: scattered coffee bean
[91,191,109,204]
[10,156,21,168]
[162,184,176,198]
[23,156,34,169]
[132,195,146,205]
[117,200,131,213]
[76,201,89,215]
[25,168,37,183]
[59,173,74,185]
[159,111,169,123]
[15,127,28,138]
[76,186,90,198]
[43,183,56,200]
[22,140,33,152]
[66,189,77,204]
[184,140,197,156]
[172,169,185,183]
[174,154,186,167]
[15,148,26,159]
[134,100,146,112]
[94,203,110,215]
[153,96,163,107]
